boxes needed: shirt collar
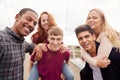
[6,27,25,42]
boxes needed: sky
[0,0,120,45]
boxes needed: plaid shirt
[0,27,35,80]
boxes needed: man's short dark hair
[75,24,95,37]
[18,8,38,16]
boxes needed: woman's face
[41,14,50,30]
[86,10,103,30]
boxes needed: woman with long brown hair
[28,11,74,80]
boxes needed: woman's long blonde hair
[88,8,120,49]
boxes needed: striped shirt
[0,27,35,80]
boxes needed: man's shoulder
[63,50,71,56]
[0,29,8,41]
[111,47,120,53]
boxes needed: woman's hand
[60,73,65,80]
[96,57,111,68]
[60,44,68,53]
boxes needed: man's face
[48,35,63,51]
[15,11,38,37]
[77,31,96,51]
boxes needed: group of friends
[0,7,120,80]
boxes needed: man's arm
[31,43,47,61]
[25,42,35,55]
[0,45,4,59]
[26,42,47,61]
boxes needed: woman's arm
[81,48,97,66]
[81,32,113,67]
[96,32,113,58]
[27,60,34,80]
[28,61,34,73]
[81,44,111,67]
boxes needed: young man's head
[75,24,96,52]
[13,8,38,37]
[47,26,63,51]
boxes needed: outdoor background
[0,0,120,46]
[0,0,120,80]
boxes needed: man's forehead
[79,31,91,36]
[49,35,63,38]
[24,11,38,19]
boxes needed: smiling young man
[29,27,70,80]
[75,24,120,80]
[0,8,40,80]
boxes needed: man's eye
[57,38,61,41]
[85,35,90,38]
[78,38,82,41]
[51,38,55,40]
[34,22,37,26]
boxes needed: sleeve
[25,42,35,55]
[81,48,97,66]
[81,32,113,67]
[96,32,113,58]
[31,33,40,44]
[65,51,70,62]
[80,63,93,80]
[30,52,36,62]
[0,36,4,59]
[0,45,4,59]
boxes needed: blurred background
[1,0,120,80]
[0,0,120,46]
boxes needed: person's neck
[47,44,60,52]
[94,27,101,38]
[11,26,24,39]
[44,29,48,33]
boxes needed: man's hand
[31,43,47,61]
[96,57,111,68]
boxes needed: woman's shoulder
[99,32,107,38]
[97,32,107,42]
[32,32,41,38]
[99,32,106,37]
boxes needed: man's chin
[24,32,30,36]
[84,47,90,51]
[51,48,60,52]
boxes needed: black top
[80,41,120,80]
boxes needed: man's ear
[15,14,20,21]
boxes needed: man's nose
[29,22,35,29]
[82,38,87,42]
[29,21,34,26]
[54,40,58,44]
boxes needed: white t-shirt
[90,64,103,80]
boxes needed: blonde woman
[81,8,120,67]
